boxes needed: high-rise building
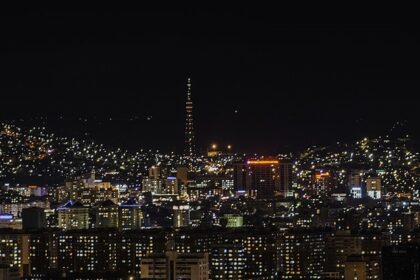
[122,229,167,276]
[238,229,279,279]
[233,162,247,192]
[57,200,90,230]
[344,255,367,280]
[348,170,364,199]
[173,227,279,279]
[165,177,179,195]
[44,209,57,228]
[325,230,362,278]
[184,78,195,157]
[359,231,384,257]
[0,232,30,278]
[344,254,381,280]
[149,165,161,180]
[177,166,189,186]
[211,243,245,279]
[28,231,58,279]
[279,229,331,279]
[118,200,143,231]
[93,200,119,228]
[141,250,209,280]
[142,178,164,194]
[246,159,280,199]
[366,177,382,199]
[56,229,119,278]
[21,207,46,230]
[279,160,293,197]
[173,205,190,228]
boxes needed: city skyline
[0,9,419,280]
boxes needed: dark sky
[1,9,419,153]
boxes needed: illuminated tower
[184,78,195,157]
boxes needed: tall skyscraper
[246,159,280,199]
[233,161,247,192]
[279,160,293,197]
[184,78,195,157]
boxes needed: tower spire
[187,77,192,101]
[184,77,195,157]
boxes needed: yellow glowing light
[247,160,279,165]
[212,144,217,149]
[315,172,330,180]
[227,145,232,149]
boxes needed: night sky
[1,9,419,153]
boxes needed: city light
[0,14,418,280]
[247,160,279,165]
